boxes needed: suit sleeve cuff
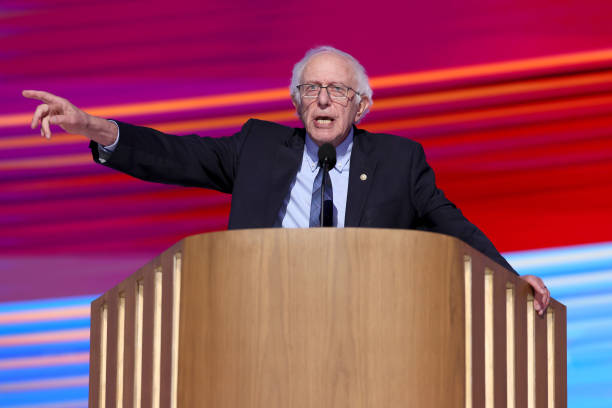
[96,120,120,163]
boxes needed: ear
[353,96,371,123]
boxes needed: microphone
[318,143,337,170]
[317,143,336,227]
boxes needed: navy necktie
[309,167,334,227]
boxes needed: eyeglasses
[296,83,358,102]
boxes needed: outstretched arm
[23,89,246,193]
[22,90,118,146]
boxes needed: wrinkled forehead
[301,52,357,86]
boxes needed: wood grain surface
[88,228,567,408]
[178,229,466,407]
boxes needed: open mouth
[314,116,335,126]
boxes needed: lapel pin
[360,173,367,181]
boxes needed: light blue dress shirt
[277,129,353,228]
[101,122,353,228]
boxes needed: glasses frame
[296,83,359,103]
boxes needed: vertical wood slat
[527,296,536,408]
[116,294,126,408]
[89,299,102,408]
[99,304,108,408]
[555,305,568,408]
[515,283,530,408]
[123,279,137,408]
[547,310,555,408]
[493,269,508,408]
[475,260,513,408]
[105,289,119,407]
[464,256,473,408]
[506,284,515,408]
[134,278,145,408]
[471,255,486,408]
[140,267,156,408]
[170,253,182,408]
[152,269,163,408]
[484,270,494,408]
[159,252,179,407]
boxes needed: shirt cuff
[97,120,120,163]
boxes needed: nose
[317,87,331,107]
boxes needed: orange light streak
[86,88,289,117]
[0,328,89,346]
[0,133,84,149]
[3,48,612,128]
[0,305,90,324]
[4,69,612,153]
[419,114,612,150]
[0,110,297,152]
[373,71,612,110]
[151,109,297,133]
[0,352,89,369]
[364,93,612,133]
[1,88,291,128]
[4,92,612,171]
[369,48,612,88]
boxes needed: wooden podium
[89,229,566,407]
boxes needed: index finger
[22,90,62,104]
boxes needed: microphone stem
[320,161,326,227]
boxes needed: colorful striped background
[1,0,612,406]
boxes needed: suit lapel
[263,128,305,226]
[345,127,377,227]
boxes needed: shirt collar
[304,127,353,173]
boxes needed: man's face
[294,53,370,147]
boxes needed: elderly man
[23,46,550,314]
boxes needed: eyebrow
[302,81,349,87]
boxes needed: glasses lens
[328,85,348,98]
[301,84,320,97]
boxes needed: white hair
[290,46,373,116]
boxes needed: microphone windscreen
[317,143,337,169]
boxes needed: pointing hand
[22,90,118,146]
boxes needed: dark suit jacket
[91,118,516,273]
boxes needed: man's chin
[308,129,343,147]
